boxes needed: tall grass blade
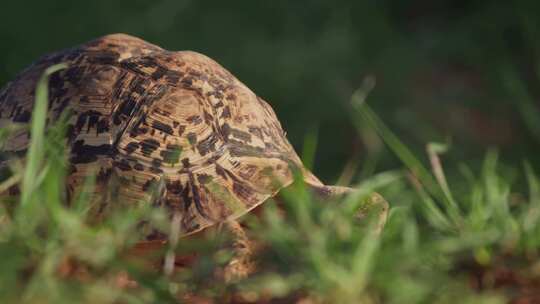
[351,87,456,229]
[20,63,67,207]
[407,172,454,231]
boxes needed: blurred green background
[1,0,540,182]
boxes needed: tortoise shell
[0,34,338,236]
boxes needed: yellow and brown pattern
[0,34,349,237]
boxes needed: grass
[1,66,540,303]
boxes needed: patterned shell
[0,34,326,236]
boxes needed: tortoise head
[305,181,389,234]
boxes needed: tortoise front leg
[223,220,255,282]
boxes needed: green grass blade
[20,63,67,207]
[407,172,454,231]
[351,89,456,229]
[352,100,436,195]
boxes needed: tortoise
[0,34,388,275]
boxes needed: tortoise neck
[306,183,355,199]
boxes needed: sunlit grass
[1,67,540,303]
